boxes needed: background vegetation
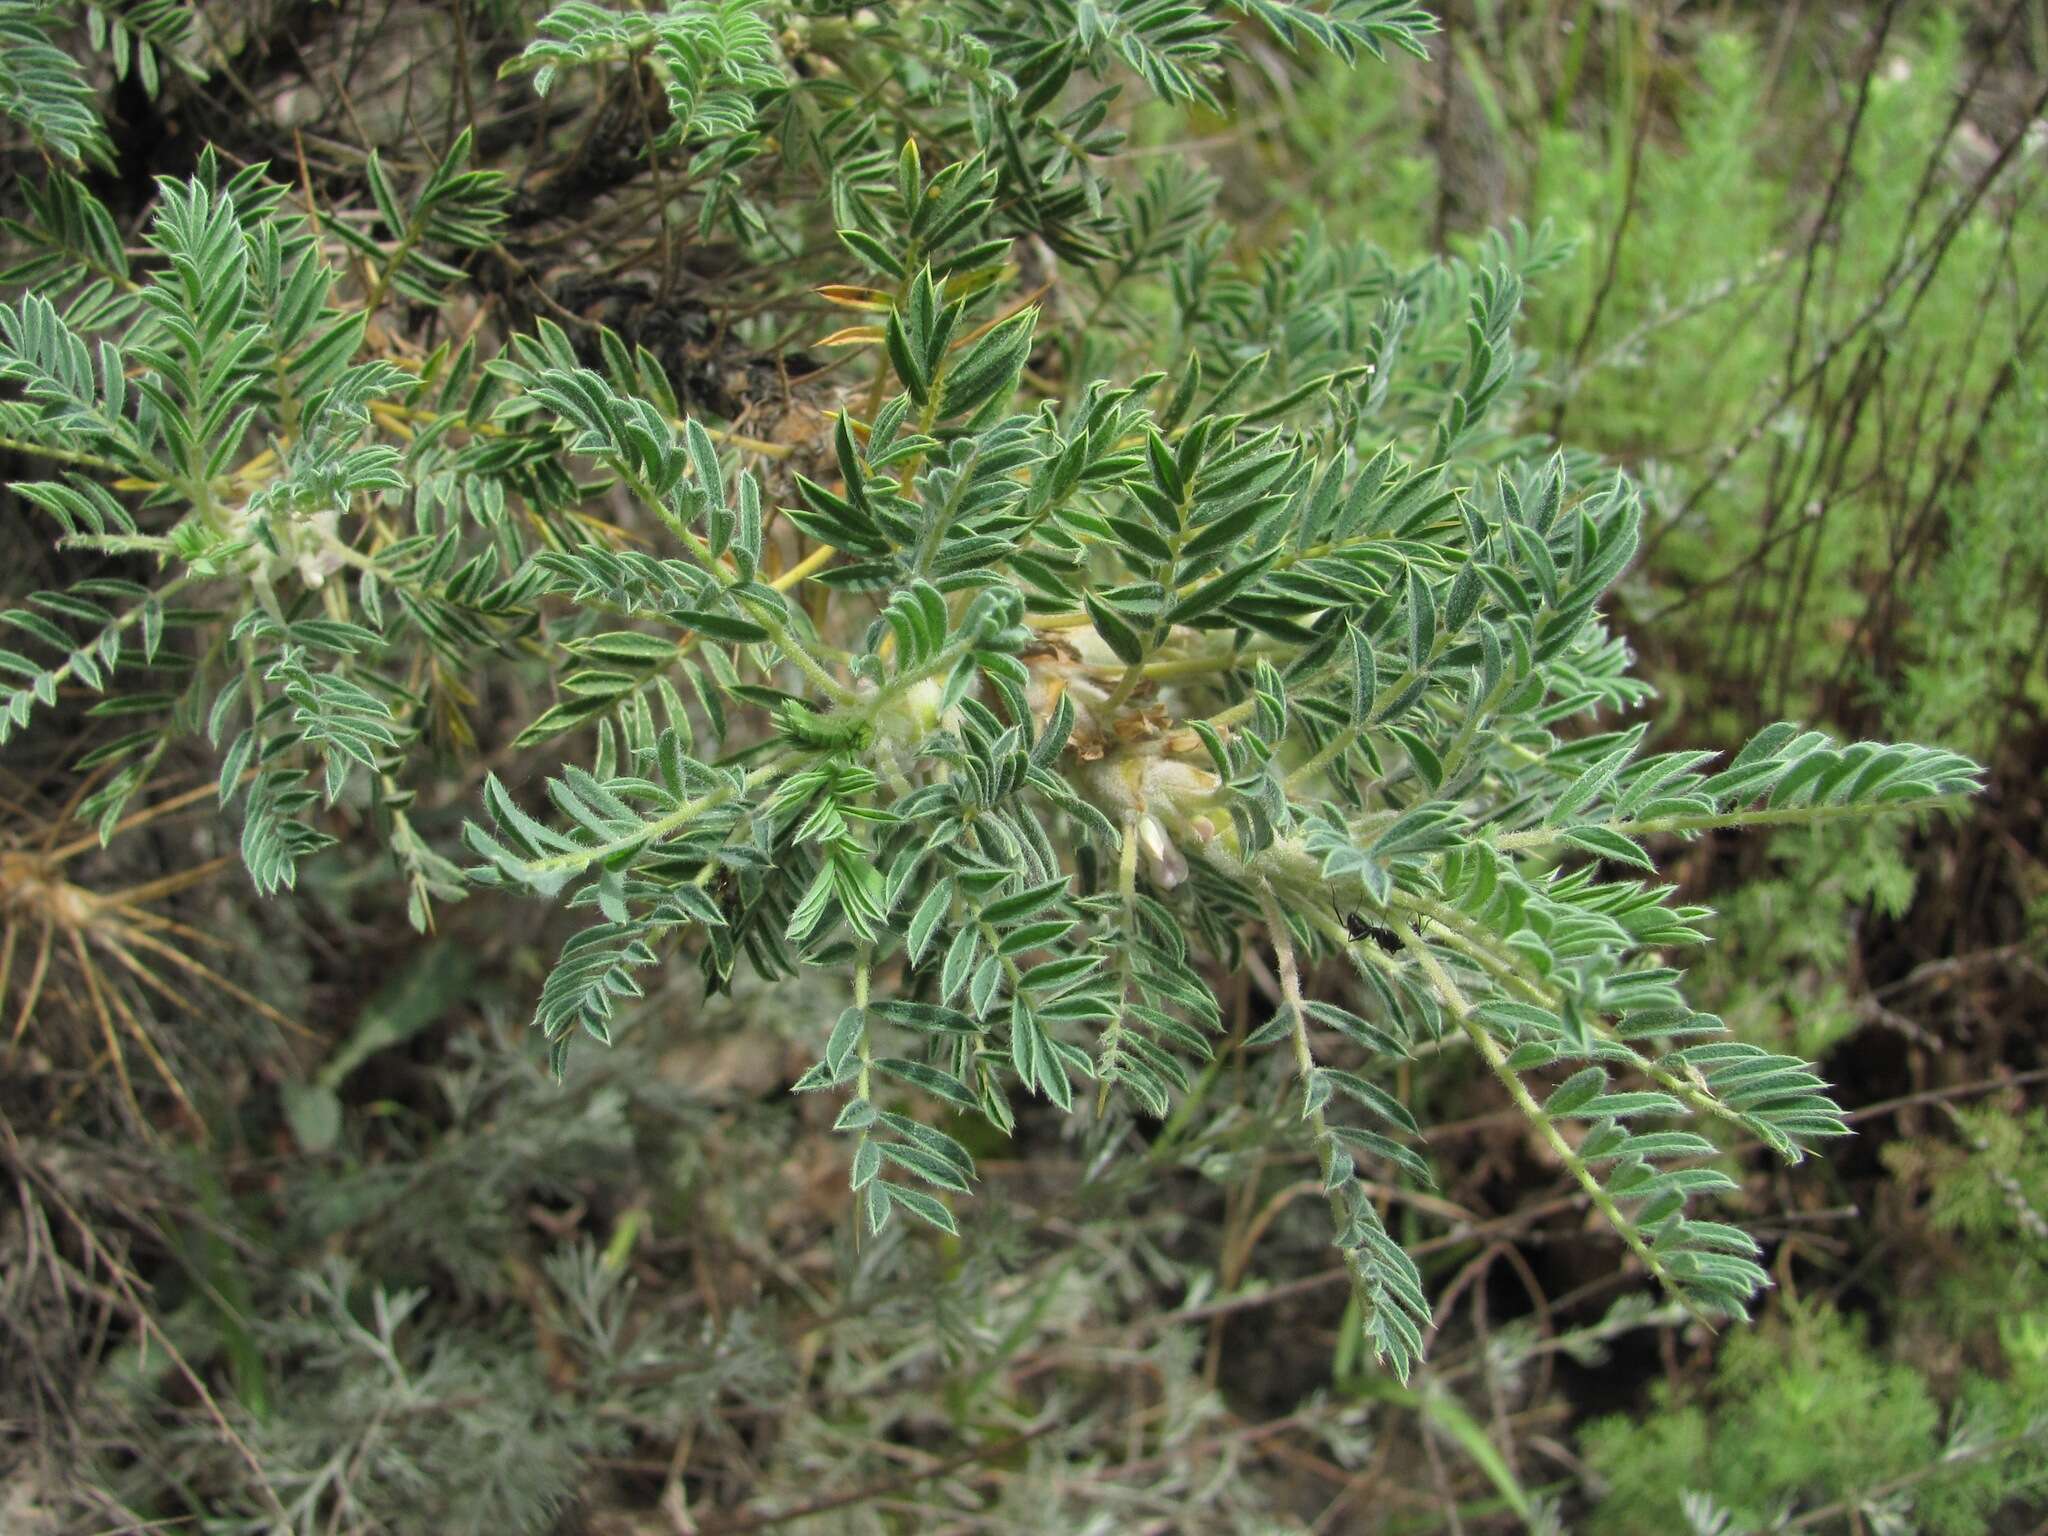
[2,0,2044,1532]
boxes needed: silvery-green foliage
[0,0,1979,1384]
[458,202,1975,1377]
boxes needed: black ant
[1340,908,1402,955]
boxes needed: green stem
[522,756,792,877]
[623,461,861,707]
[8,572,198,706]
[1210,638,1441,737]
[1260,887,1380,1325]
[908,428,983,578]
[0,434,131,475]
[1433,672,1516,787]
[1284,719,1385,793]
[1383,888,1764,1141]
[1100,659,1147,715]
[740,592,861,707]
[1095,812,1142,1116]
[1391,917,1706,1323]
[1495,794,1971,853]
[1035,527,1431,635]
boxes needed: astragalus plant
[1,0,1977,1383]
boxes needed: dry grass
[1,766,304,1139]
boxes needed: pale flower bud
[1136,813,1187,889]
